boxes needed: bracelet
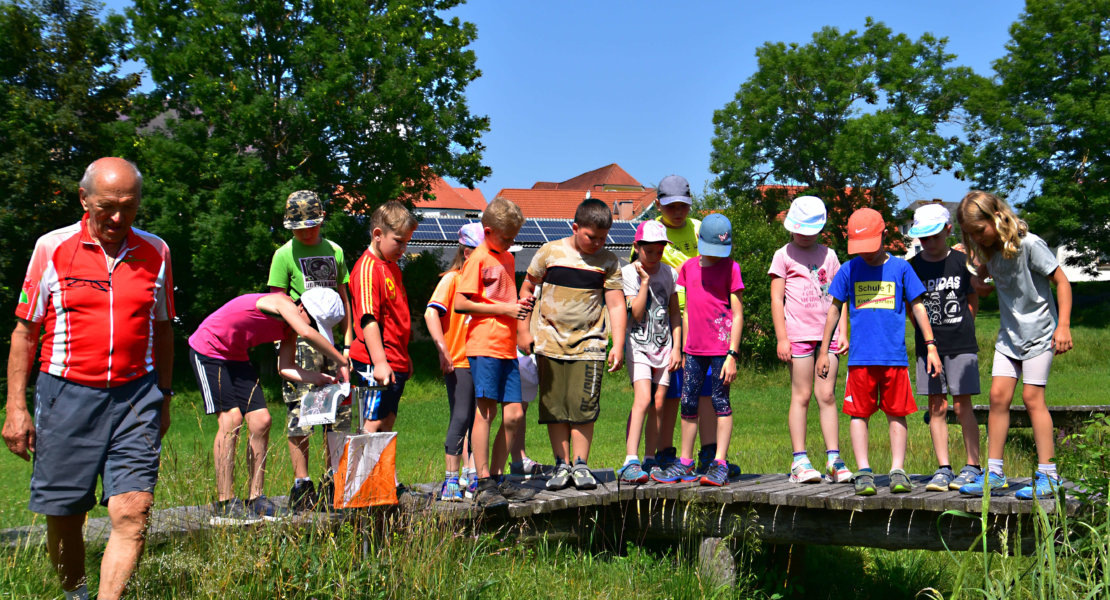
[924,340,936,346]
[158,386,175,397]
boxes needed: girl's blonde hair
[440,245,467,276]
[957,191,1028,264]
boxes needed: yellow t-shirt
[658,216,700,312]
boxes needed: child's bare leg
[362,413,395,433]
[788,356,815,453]
[813,353,840,452]
[213,409,244,501]
[656,395,680,454]
[245,408,272,499]
[547,422,570,464]
[951,394,980,465]
[472,397,497,478]
[570,423,593,463]
[643,380,667,455]
[288,436,311,479]
[627,379,654,457]
[510,404,528,464]
[1022,384,1056,464]
[680,416,699,460]
[491,403,522,476]
[849,416,870,470]
[888,414,908,471]
[714,414,732,460]
[927,394,950,466]
[986,376,1019,460]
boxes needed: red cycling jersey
[16,214,175,388]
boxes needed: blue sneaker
[959,471,1009,496]
[651,459,698,483]
[696,444,716,475]
[440,477,463,502]
[1015,472,1061,500]
[701,459,729,486]
[464,476,478,500]
[618,459,649,484]
[642,456,659,477]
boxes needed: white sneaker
[826,459,853,483]
[789,460,822,483]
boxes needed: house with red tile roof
[410,173,486,217]
[496,163,656,220]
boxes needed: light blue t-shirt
[988,233,1059,360]
[829,255,926,367]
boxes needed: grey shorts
[30,372,163,516]
[916,353,981,396]
[991,348,1054,386]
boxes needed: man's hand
[2,406,35,461]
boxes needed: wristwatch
[726,350,741,360]
[158,386,175,397]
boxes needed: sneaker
[889,469,913,493]
[509,459,545,480]
[701,459,729,487]
[696,444,716,475]
[546,462,573,491]
[1015,471,1061,500]
[852,472,877,496]
[209,498,262,525]
[498,479,539,502]
[618,460,650,484]
[727,461,743,479]
[651,460,698,484]
[959,471,1009,496]
[440,477,463,502]
[464,476,478,499]
[289,479,318,513]
[826,459,852,483]
[460,467,475,490]
[925,467,955,492]
[245,495,283,521]
[571,461,597,490]
[789,460,822,484]
[949,465,982,491]
[642,457,659,478]
[473,478,508,508]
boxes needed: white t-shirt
[622,263,678,368]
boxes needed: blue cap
[698,213,733,258]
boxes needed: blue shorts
[469,356,522,404]
[666,365,713,400]
[351,359,409,422]
[30,371,163,516]
[680,355,732,420]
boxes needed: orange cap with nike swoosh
[846,208,885,254]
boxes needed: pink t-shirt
[677,257,745,356]
[188,293,290,361]
[767,243,841,342]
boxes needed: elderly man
[2,157,174,600]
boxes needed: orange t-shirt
[427,270,469,370]
[457,242,517,360]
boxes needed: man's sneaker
[245,495,283,521]
[789,460,822,484]
[1015,471,1061,500]
[546,462,573,491]
[651,460,698,484]
[289,479,318,513]
[209,498,262,525]
[510,459,544,480]
[498,479,539,502]
[949,465,982,491]
[473,478,508,508]
[959,471,1009,496]
[889,469,913,493]
[852,472,877,496]
[618,459,650,484]
[571,461,597,490]
[826,459,852,483]
[925,467,955,492]
[440,477,463,502]
[701,459,729,487]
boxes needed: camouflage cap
[283,190,325,230]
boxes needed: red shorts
[843,366,917,418]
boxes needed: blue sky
[104,1,1027,207]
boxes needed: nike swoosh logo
[855,228,868,233]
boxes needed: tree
[126,0,490,326]
[962,0,1110,274]
[710,19,972,252]
[0,0,139,301]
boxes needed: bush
[401,249,446,337]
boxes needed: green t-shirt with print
[267,238,349,300]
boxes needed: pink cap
[635,220,670,244]
[458,222,484,247]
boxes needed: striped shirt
[348,248,411,372]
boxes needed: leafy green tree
[710,19,972,252]
[962,0,1110,274]
[0,0,138,301]
[126,0,490,326]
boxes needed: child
[955,191,1072,499]
[188,288,348,523]
[454,198,533,507]
[519,198,626,491]
[618,220,682,484]
[816,208,942,496]
[769,196,852,484]
[652,213,744,487]
[268,190,354,511]
[349,201,416,434]
[425,223,483,502]
[907,204,983,492]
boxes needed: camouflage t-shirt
[527,238,623,361]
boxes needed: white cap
[908,204,951,238]
[783,196,827,235]
[299,287,345,346]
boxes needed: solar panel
[406,216,640,247]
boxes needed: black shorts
[189,348,267,415]
[351,358,409,421]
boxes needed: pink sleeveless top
[188,293,289,361]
